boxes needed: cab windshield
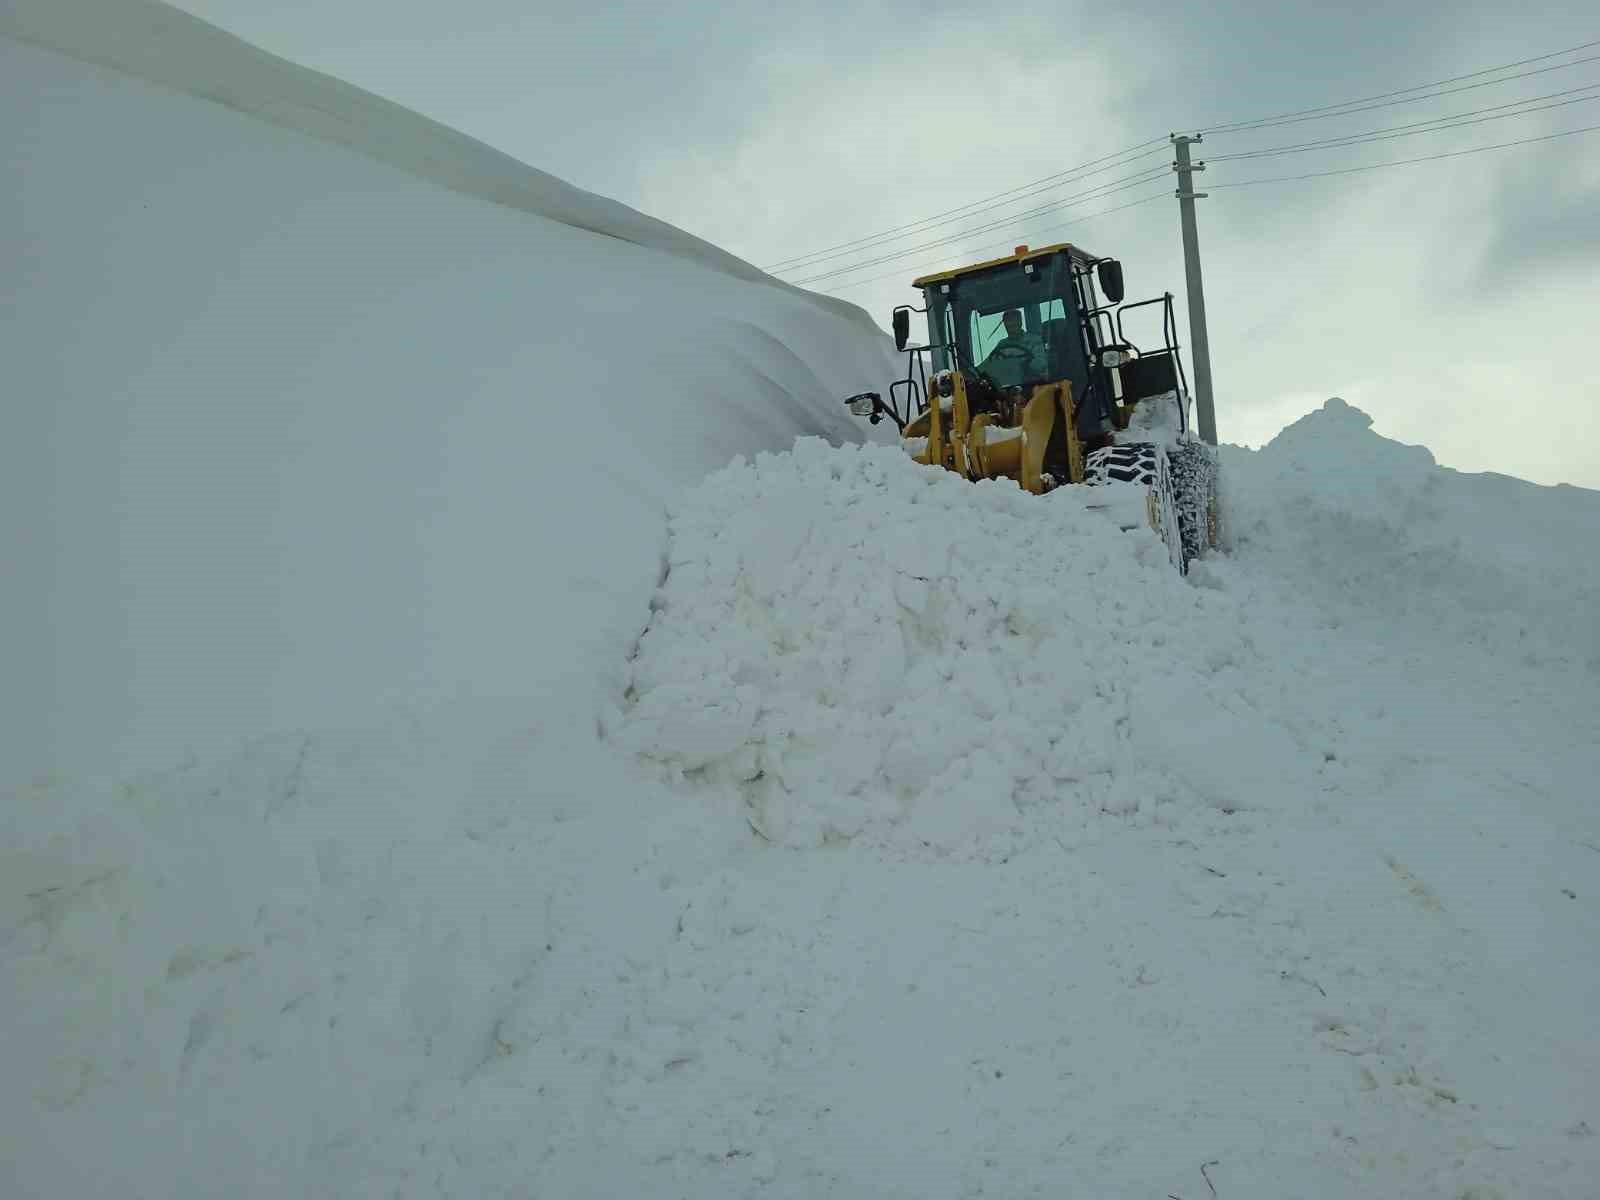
[941,251,1079,387]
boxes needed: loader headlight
[1100,349,1126,369]
[845,391,879,417]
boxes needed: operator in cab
[978,308,1048,386]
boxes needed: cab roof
[910,241,1100,288]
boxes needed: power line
[786,165,1169,283]
[1201,53,1600,137]
[801,98,1600,291]
[761,140,1164,272]
[769,145,1168,275]
[764,136,1166,269]
[806,128,1600,293]
[811,125,1600,294]
[1199,38,1600,134]
[765,40,1600,280]
[788,167,1171,285]
[1209,122,1600,188]
[1207,85,1600,162]
[815,190,1172,294]
[767,38,1600,299]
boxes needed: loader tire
[1084,442,1185,571]
[1167,439,1220,568]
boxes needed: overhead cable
[1207,82,1600,161]
[1209,122,1600,188]
[1199,39,1600,135]
[789,168,1170,285]
[770,145,1168,274]
[773,38,1600,294]
[763,138,1168,272]
[816,191,1172,294]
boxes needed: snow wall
[0,20,899,789]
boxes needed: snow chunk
[1122,388,1189,446]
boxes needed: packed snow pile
[602,410,1599,1196]
[621,438,1301,858]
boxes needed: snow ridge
[0,0,872,329]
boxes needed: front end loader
[844,242,1218,570]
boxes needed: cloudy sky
[167,0,1598,487]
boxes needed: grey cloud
[1475,147,1600,285]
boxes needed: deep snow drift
[0,23,896,789]
[5,7,1599,1198]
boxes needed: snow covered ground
[9,398,1596,1198]
[5,6,1600,1199]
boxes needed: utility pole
[1172,133,1217,445]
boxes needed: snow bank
[0,0,870,328]
[621,439,1314,856]
[0,29,897,788]
[1,22,900,1195]
[1222,398,1600,669]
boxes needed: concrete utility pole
[1172,133,1218,445]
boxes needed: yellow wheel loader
[844,242,1218,571]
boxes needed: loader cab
[920,244,1107,435]
[857,241,1191,439]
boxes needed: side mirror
[1097,259,1125,304]
[892,307,910,351]
[845,391,880,417]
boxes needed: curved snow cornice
[0,0,875,330]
